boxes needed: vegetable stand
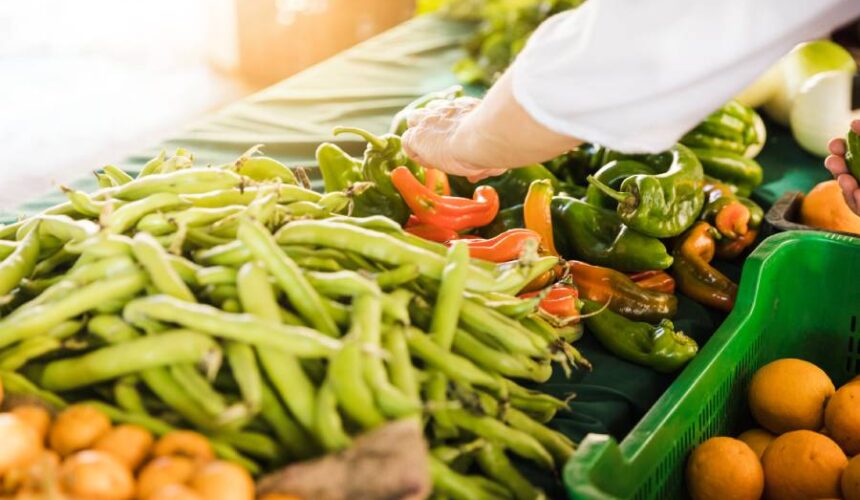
[0,13,839,499]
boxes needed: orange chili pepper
[405,223,459,243]
[714,201,750,239]
[715,229,758,259]
[521,284,580,318]
[570,260,677,322]
[672,222,737,312]
[456,229,540,262]
[523,179,559,256]
[391,167,499,231]
[702,181,751,239]
[424,168,451,196]
[628,270,676,294]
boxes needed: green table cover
[0,14,832,495]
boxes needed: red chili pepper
[424,168,451,196]
[456,229,540,262]
[628,270,676,294]
[391,166,500,231]
[523,179,559,256]
[405,223,459,243]
[521,284,580,318]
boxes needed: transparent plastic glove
[402,97,507,182]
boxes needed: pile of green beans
[0,149,587,499]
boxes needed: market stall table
[0,13,832,496]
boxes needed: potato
[0,413,42,474]
[189,460,254,500]
[152,431,214,462]
[59,450,134,500]
[137,456,198,499]
[93,424,154,470]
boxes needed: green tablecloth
[0,14,833,496]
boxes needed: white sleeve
[511,0,860,153]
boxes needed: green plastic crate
[563,230,860,499]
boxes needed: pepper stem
[332,126,388,150]
[585,175,630,203]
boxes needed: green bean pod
[123,295,341,357]
[104,193,190,234]
[226,341,263,413]
[259,381,316,459]
[113,376,148,415]
[133,233,196,302]
[101,165,134,185]
[238,218,339,337]
[231,154,297,185]
[169,363,229,417]
[195,241,252,267]
[181,184,321,208]
[404,327,499,390]
[476,444,544,500]
[382,324,419,401]
[328,339,386,429]
[314,378,352,452]
[213,429,281,461]
[430,456,512,500]
[0,336,61,371]
[87,315,140,344]
[375,264,420,290]
[431,242,469,350]
[40,329,219,390]
[113,168,246,200]
[236,261,318,431]
[196,266,238,286]
[442,408,554,470]
[505,407,575,464]
[0,271,148,349]
[0,371,66,409]
[134,150,165,177]
[140,367,213,430]
[352,293,420,418]
[452,329,551,382]
[0,226,40,297]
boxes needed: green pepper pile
[0,146,597,497]
[371,89,775,377]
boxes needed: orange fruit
[686,437,763,500]
[843,455,860,500]
[748,358,834,433]
[737,428,776,458]
[800,180,860,235]
[825,383,860,456]
[761,430,847,499]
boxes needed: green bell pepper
[586,144,705,238]
[332,127,424,225]
[584,160,658,210]
[482,196,673,272]
[581,299,698,373]
[449,164,562,209]
[846,128,860,180]
[389,85,464,136]
[316,143,363,193]
[689,148,762,198]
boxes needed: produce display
[1,3,855,494]
[0,142,602,498]
[686,359,860,500]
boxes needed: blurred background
[0,0,415,209]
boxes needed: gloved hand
[402,70,581,182]
[402,97,507,182]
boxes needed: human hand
[824,119,860,215]
[401,97,508,182]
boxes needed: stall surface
[0,14,832,496]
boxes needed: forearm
[450,71,582,170]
